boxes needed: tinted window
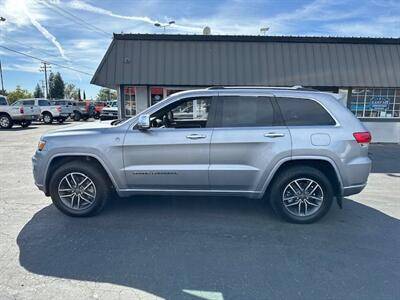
[23,100,35,106]
[216,96,277,127]
[38,100,50,106]
[277,97,336,126]
[0,97,7,105]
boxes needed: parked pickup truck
[0,96,41,129]
[99,100,118,120]
[20,98,70,124]
[51,99,74,119]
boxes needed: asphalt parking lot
[0,122,399,300]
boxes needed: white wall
[135,86,148,114]
[363,122,400,143]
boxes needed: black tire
[57,118,65,124]
[82,116,89,121]
[73,111,81,121]
[20,120,31,128]
[0,114,13,129]
[49,161,109,217]
[42,112,53,124]
[269,166,334,224]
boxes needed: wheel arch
[44,154,118,196]
[261,156,343,199]
[0,111,12,118]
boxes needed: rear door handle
[264,132,285,138]
[186,134,207,140]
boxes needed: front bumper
[32,151,48,195]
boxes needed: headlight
[38,140,46,151]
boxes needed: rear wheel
[73,111,81,121]
[0,114,13,129]
[20,120,31,128]
[49,161,109,217]
[42,112,53,124]
[270,166,334,224]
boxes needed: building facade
[92,34,400,142]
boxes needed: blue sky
[0,0,399,99]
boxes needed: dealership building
[92,34,400,142]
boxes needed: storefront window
[150,87,163,105]
[124,86,136,116]
[350,88,400,118]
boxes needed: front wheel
[49,161,109,217]
[269,166,334,224]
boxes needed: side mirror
[137,114,150,130]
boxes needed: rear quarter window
[277,97,336,126]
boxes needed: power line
[0,45,93,76]
[1,35,62,59]
[36,0,111,38]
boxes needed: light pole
[260,27,270,36]
[0,17,6,94]
[154,21,175,33]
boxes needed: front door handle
[186,134,207,140]
[264,132,285,138]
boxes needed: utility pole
[39,62,51,99]
[0,16,6,95]
[0,59,4,95]
[40,80,46,97]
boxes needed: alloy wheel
[0,116,10,127]
[282,178,324,217]
[58,172,97,210]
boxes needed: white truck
[18,98,70,124]
[0,96,41,129]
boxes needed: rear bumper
[13,114,39,121]
[343,183,367,197]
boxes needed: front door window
[124,86,136,116]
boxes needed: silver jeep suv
[32,87,372,223]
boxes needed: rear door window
[276,97,336,126]
[23,100,35,106]
[214,96,280,127]
[38,100,50,106]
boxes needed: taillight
[56,106,61,112]
[19,106,24,114]
[353,132,371,144]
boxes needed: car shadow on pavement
[1,126,38,131]
[17,196,400,299]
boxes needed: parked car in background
[71,101,90,121]
[33,87,372,223]
[99,100,118,120]
[20,98,69,124]
[0,96,40,128]
[51,99,74,119]
[93,101,106,119]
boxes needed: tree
[49,72,65,99]
[64,83,80,100]
[83,90,86,100]
[96,88,117,101]
[33,83,44,98]
[7,86,32,104]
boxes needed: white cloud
[66,0,202,33]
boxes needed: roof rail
[207,86,319,91]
